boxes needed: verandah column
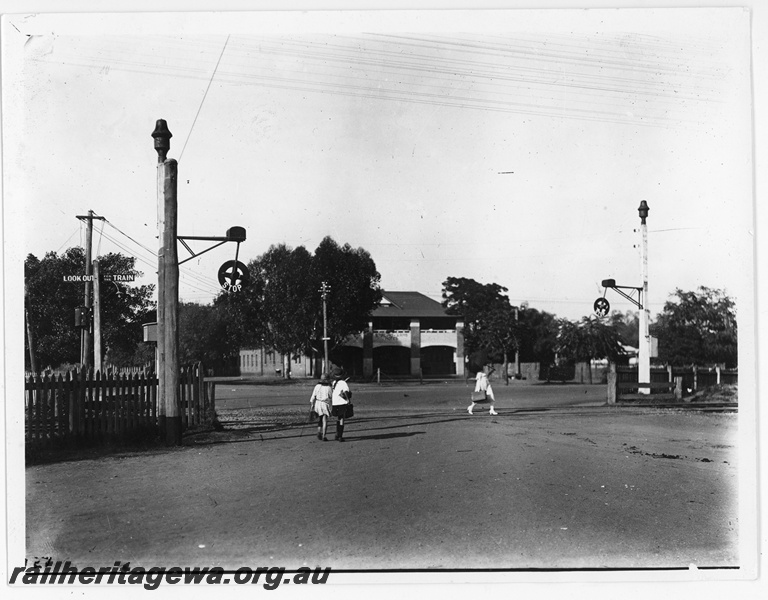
[455,319,465,377]
[410,318,421,377]
[363,320,373,378]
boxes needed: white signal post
[320,282,331,374]
[638,201,651,394]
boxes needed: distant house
[238,290,465,379]
[238,347,312,378]
[341,291,465,378]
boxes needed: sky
[3,7,756,325]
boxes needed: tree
[477,301,519,383]
[24,247,155,370]
[556,316,626,383]
[651,287,737,367]
[252,244,316,377]
[178,302,236,373]
[516,305,559,366]
[442,277,519,379]
[311,237,382,363]
[607,310,639,348]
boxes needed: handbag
[309,401,318,422]
[470,390,488,403]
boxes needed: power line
[98,221,224,296]
[95,218,106,256]
[179,34,230,162]
[103,219,157,257]
[32,32,724,129]
[55,226,81,254]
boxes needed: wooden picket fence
[24,362,214,447]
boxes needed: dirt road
[26,382,738,571]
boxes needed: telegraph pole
[75,210,105,369]
[93,259,102,373]
[320,281,331,374]
[638,200,651,394]
[152,119,182,446]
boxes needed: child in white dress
[468,366,498,416]
[310,373,333,441]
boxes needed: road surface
[26,380,738,572]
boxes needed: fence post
[716,365,721,385]
[190,365,196,425]
[137,372,144,428]
[206,381,216,421]
[76,369,85,437]
[55,374,65,440]
[193,363,202,427]
[68,372,76,435]
[201,363,207,423]
[185,365,192,428]
[88,370,95,438]
[692,365,698,391]
[674,376,683,402]
[606,363,617,404]
[24,376,30,444]
[40,373,50,444]
[31,375,39,444]
[129,373,137,433]
[101,370,109,438]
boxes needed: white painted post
[638,201,651,394]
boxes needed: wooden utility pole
[76,210,105,370]
[81,210,94,369]
[93,259,102,372]
[152,119,181,446]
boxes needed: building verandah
[349,291,465,378]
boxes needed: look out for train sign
[62,274,136,282]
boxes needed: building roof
[373,291,454,318]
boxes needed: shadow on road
[212,407,613,446]
[345,431,426,442]
[192,414,470,446]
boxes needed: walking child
[468,365,498,415]
[310,373,333,441]
[330,367,353,442]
